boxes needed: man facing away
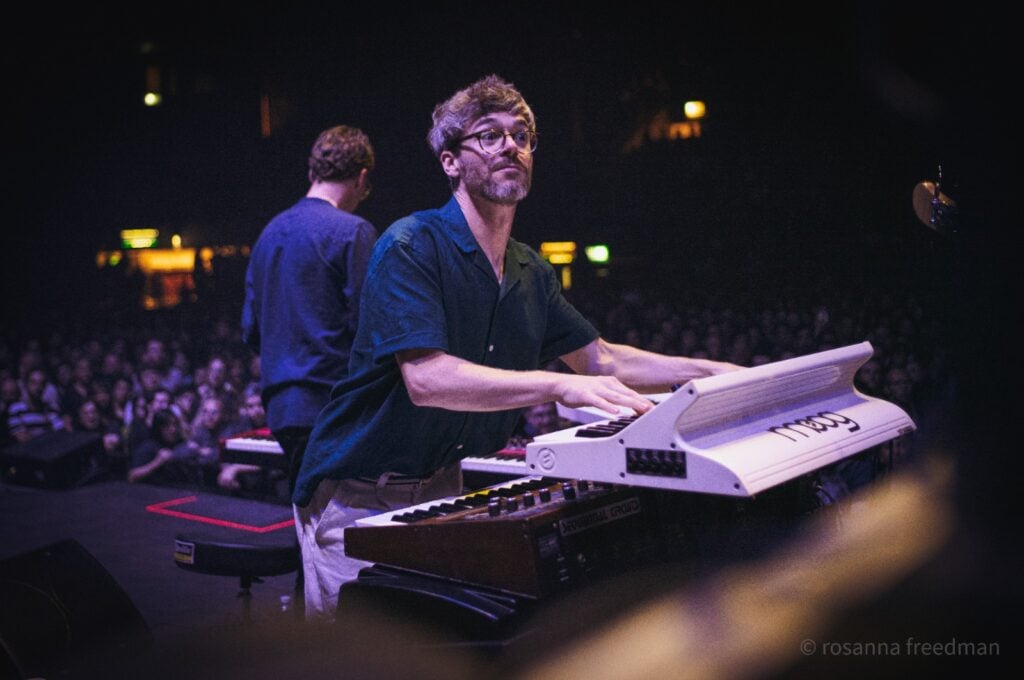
[242,125,377,495]
[292,75,740,621]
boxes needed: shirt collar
[441,196,533,265]
[440,197,479,255]
[442,196,532,294]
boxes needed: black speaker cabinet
[0,538,151,679]
[0,430,101,489]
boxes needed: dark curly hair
[427,74,535,158]
[308,125,375,182]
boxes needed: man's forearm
[398,350,653,415]
[401,352,562,411]
[564,339,740,391]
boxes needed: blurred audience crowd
[1,281,953,499]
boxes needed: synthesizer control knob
[562,481,577,500]
[578,480,590,492]
[523,492,536,508]
[506,497,518,512]
[539,488,552,503]
[488,498,502,517]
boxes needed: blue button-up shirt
[242,197,377,432]
[293,197,598,506]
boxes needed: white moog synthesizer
[526,342,915,497]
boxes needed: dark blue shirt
[242,197,377,431]
[293,197,598,506]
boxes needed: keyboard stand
[338,564,537,652]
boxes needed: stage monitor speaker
[0,430,101,489]
[0,538,151,679]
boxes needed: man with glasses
[242,125,376,498]
[292,76,738,621]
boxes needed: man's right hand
[554,374,653,416]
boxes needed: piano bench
[175,533,299,580]
[173,532,301,620]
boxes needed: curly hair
[427,74,535,157]
[308,125,375,182]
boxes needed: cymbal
[913,180,959,235]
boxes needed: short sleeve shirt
[293,197,598,506]
[241,197,377,431]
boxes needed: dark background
[1,4,1019,669]
[3,2,1012,323]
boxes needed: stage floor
[0,479,299,631]
[2,453,1014,680]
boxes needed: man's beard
[481,173,531,204]
[464,160,532,205]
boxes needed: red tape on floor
[146,495,294,533]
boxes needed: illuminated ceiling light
[584,244,610,264]
[668,121,702,139]
[136,248,197,274]
[171,234,182,249]
[540,241,576,253]
[684,100,706,120]
[540,241,576,265]
[144,92,162,107]
[199,247,215,273]
[121,228,159,249]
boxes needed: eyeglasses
[457,128,538,154]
